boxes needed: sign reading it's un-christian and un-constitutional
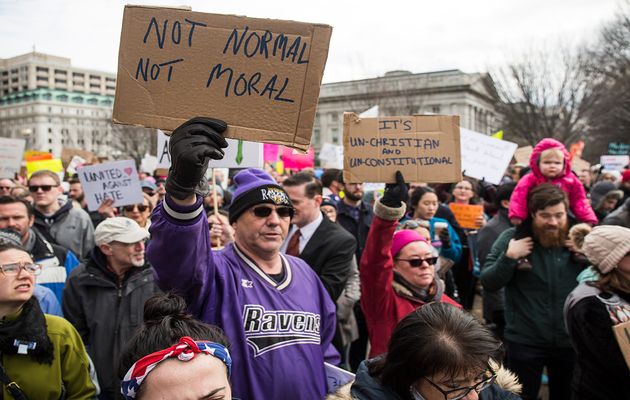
[113,5,332,152]
[78,160,144,211]
[343,113,462,183]
[156,130,263,169]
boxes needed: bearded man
[481,183,584,400]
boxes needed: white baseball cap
[95,217,150,246]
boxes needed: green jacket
[2,313,96,399]
[480,227,584,348]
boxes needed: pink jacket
[509,138,597,224]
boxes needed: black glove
[166,117,228,200]
[439,228,451,249]
[380,170,409,208]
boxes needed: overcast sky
[0,0,622,83]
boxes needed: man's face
[232,204,292,255]
[104,240,146,268]
[284,184,321,227]
[393,241,435,289]
[28,176,62,209]
[344,183,364,202]
[0,179,15,196]
[0,249,36,307]
[577,170,591,187]
[0,202,33,240]
[532,202,568,248]
[69,182,85,202]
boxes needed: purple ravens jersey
[147,195,339,399]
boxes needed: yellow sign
[26,159,64,178]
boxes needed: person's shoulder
[321,219,356,241]
[68,206,91,220]
[44,314,81,337]
[66,262,89,279]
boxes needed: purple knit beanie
[228,168,292,223]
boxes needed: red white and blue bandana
[121,336,232,399]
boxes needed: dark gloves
[166,117,228,200]
[380,171,409,208]
[439,228,451,249]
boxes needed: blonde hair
[539,148,564,161]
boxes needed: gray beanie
[582,225,630,274]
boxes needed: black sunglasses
[28,185,58,192]
[252,206,294,219]
[123,204,149,213]
[396,257,438,267]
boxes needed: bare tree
[582,2,630,160]
[109,123,157,167]
[491,45,596,147]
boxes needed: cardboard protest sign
[513,146,533,165]
[26,159,63,178]
[113,5,333,152]
[460,128,517,185]
[66,155,87,176]
[600,155,629,171]
[343,113,462,183]
[448,203,484,230]
[612,320,630,370]
[61,148,98,167]
[571,157,591,173]
[0,138,26,178]
[77,160,144,211]
[157,130,263,169]
[281,146,314,169]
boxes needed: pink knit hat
[391,229,428,258]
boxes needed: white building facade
[313,69,499,150]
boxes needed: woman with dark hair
[119,292,232,400]
[448,178,487,310]
[0,243,96,399]
[328,302,521,400]
[564,225,630,400]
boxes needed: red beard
[533,221,568,248]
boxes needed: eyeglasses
[396,257,438,267]
[123,204,149,213]
[251,206,294,219]
[422,373,496,400]
[0,186,12,191]
[0,262,42,276]
[28,185,58,192]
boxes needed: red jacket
[360,214,461,358]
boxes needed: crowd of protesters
[0,118,628,399]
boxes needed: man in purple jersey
[146,117,339,400]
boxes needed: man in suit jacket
[281,172,356,301]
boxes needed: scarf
[23,228,38,253]
[0,297,54,364]
[121,336,232,399]
[392,271,444,304]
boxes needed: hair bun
[143,292,189,324]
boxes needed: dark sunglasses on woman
[124,204,149,213]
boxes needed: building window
[72,72,84,78]
[431,105,441,114]
[48,138,52,143]
[330,113,338,122]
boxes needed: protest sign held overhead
[343,113,462,183]
[513,146,533,165]
[113,5,333,152]
[460,128,517,185]
[77,160,144,211]
[26,159,63,179]
[449,203,485,230]
[157,130,263,169]
[601,155,630,171]
[0,138,26,178]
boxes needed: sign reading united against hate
[343,113,462,183]
[113,5,333,152]
[77,160,144,212]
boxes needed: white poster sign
[319,143,344,169]
[0,138,26,178]
[157,130,263,169]
[77,160,144,211]
[600,155,629,172]
[460,128,518,185]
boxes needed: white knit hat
[582,225,630,274]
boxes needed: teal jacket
[480,227,584,348]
